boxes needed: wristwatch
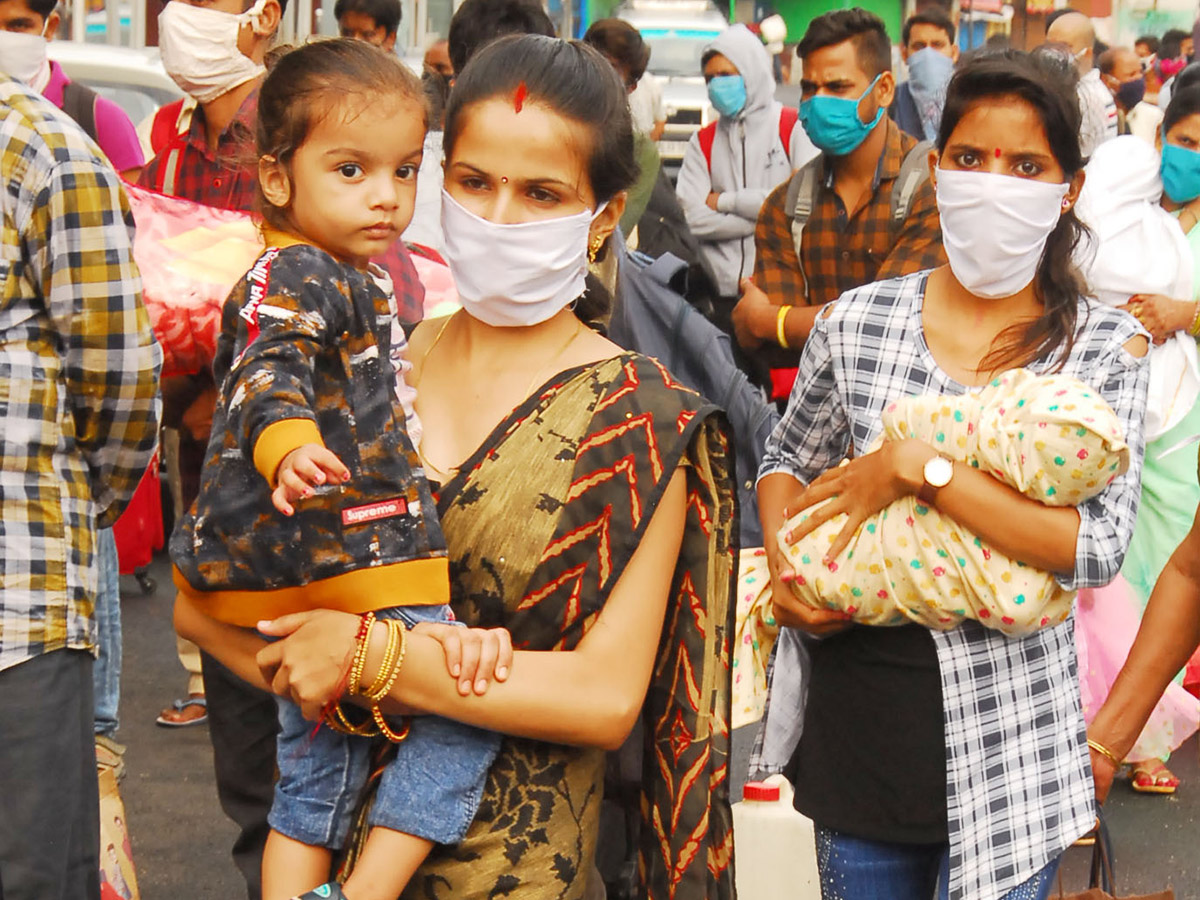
[917,454,954,507]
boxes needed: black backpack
[60,80,100,145]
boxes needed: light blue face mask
[1162,142,1200,204]
[906,49,954,141]
[799,74,885,156]
[707,74,747,119]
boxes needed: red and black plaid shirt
[754,119,946,311]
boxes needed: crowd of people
[3,0,1200,898]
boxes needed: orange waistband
[172,557,450,627]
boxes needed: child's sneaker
[291,885,348,900]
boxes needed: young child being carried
[778,368,1131,637]
[169,40,499,900]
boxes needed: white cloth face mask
[440,189,607,327]
[158,0,268,104]
[935,167,1070,300]
[0,26,49,87]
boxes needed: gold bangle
[372,706,410,743]
[1087,737,1122,767]
[326,703,378,737]
[1188,301,1200,337]
[348,612,376,696]
[364,617,400,700]
[776,305,791,350]
[366,620,407,704]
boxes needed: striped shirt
[759,272,1149,900]
[0,76,162,673]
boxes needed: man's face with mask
[157,0,281,104]
[1102,48,1146,112]
[902,22,958,64]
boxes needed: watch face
[924,455,954,488]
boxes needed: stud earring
[588,234,605,263]
[1061,198,1071,210]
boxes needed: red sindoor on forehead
[514,81,528,113]
[995,148,1002,158]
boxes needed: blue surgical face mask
[800,74,885,156]
[707,74,747,119]
[1162,142,1200,203]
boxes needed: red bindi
[995,148,1002,158]
[514,81,528,113]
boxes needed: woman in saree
[175,35,735,900]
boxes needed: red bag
[111,452,163,575]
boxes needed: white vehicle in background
[47,41,181,127]
[616,0,727,177]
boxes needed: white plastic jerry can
[732,774,821,899]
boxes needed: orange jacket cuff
[253,418,324,486]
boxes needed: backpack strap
[149,99,187,156]
[890,140,933,230]
[786,157,822,300]
[698,122,717,171]
[152,100,196,197]
[61,80,99,146]
[778,106,798,162]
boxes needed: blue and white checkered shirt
[758,271,1149,900]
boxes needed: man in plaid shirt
[731,8,945,360]
[0,73,161,899]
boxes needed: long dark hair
[937,50,1087,373]
[444,34,638,324]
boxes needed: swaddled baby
[779,368,1130,637]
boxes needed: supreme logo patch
[342,498,409,526]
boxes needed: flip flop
[156,696,208,728]
[1130,760,1180,795]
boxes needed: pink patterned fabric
[1075,576,1200,762]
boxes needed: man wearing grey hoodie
[676,24,818,332]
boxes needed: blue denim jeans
[92,527,121,738]
[270,604,501,848]
[814,828,1062,900]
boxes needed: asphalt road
[116,554,1200,899]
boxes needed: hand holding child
[273,443,351,515]
[413,622,514,696]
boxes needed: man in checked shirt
[731,8,945,379]
[0,71,161,899]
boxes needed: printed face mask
[707,74,747,119]
[1162,142,1200,204]
[800,74,885,156]
[906,48,954,141]
[440,190,607,327]
[936,167,1070,299]
[0,24,49,87]
[158,0,268,103]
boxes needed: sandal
[1130,759,1180,794]
[292,885,348,899]
[155,694,207,728]
[95,734,127,782]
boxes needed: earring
[1062,198,1071,210]
[588,234,605,263]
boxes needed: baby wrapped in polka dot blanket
[779,368,1130,637]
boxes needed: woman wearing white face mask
[173,35,737,900]
[756,51,1149,899]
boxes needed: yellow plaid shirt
[1,76,161,672]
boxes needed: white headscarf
[1077,134,1199,440]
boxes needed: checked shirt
[759,272,1150,900]
[1,77,162,673]
[753,119,945,310]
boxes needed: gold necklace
[415,311,584,478]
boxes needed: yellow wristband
[776,305,791,350]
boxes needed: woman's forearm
[373,633,642,750]
[931,460,1081,575]
[1089,533,1200,760]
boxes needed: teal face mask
[1162,142,1200,204]
[707,74,747,119]
[799,74,885,156]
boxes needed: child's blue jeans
[269,604,501,848]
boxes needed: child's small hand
[412,622,514,696]
[272,443,351,515]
